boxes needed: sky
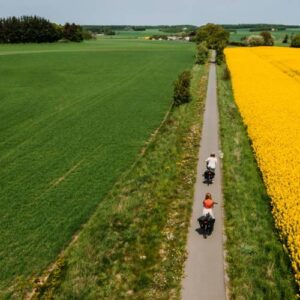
[1,0,300,26]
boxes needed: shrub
[246,35,265,47]
[222,64,231,80]
[173,70,192,106]
[282,34,289,44]
[215,42,228,64]
[291,34,300,48]
[82,30,95,40]
[104,29,116,36]
[195,42,209,64]
[228,41,246,47]
[189,36,197,43]
[260,31,274,46]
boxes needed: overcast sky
[1,0,300,25]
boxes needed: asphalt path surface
[181,53,226,300]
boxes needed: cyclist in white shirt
[205,153,217,172]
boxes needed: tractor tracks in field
[0,59,154,166]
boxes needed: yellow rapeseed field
[225,47,300,289]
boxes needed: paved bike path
[181,54,226,300]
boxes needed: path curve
[181,52,226,300]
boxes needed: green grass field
[35,64,207,300]
[0,39,195,295]
[229,28,300,45]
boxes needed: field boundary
[0,46,191,56]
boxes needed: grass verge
[25,64,208,299]
[217,65,298,299]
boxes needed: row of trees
[221,24,300,30]
[195,24,229,64]
[174,25,228,106]
[0,16,85,43]
[82,25,197,34]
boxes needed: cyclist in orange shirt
[202,192,218,219]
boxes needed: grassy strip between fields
[217,65,298,299]
[23,64,208,300]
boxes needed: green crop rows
[0,39,194,294]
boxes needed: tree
[195,23,229,64]
[260,31,274,46]
[63,23,83,42]
[195,42,209,64]
[196,23,229,48]
[282,34,289,44]
[291,34,300,48]
[173,71,192,107]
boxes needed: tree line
[0,16,86,43]
[221,23,300,30]
[82,24,197,34]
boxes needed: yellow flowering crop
[225,47,300,289]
